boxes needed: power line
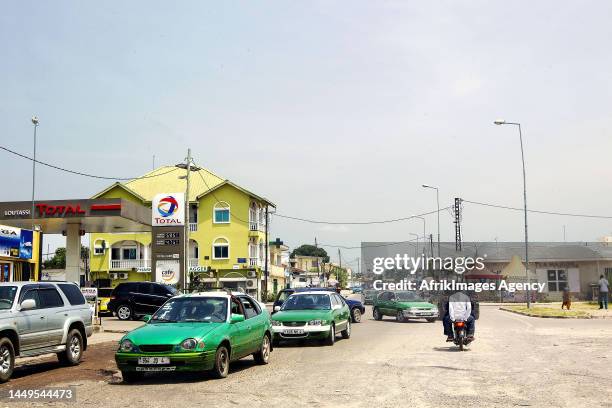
[319,235,424,250]
[1,145,178,180]
[273,207,451,225]
[463,199,612,219]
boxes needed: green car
[372,291,439,323]
[271,291,351,346]
[115,292,272,382]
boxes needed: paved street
[2,305,611,408]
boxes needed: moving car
[273,287,365,323]
[97,287,113,315]
[0,282,94,382]
[372,291,438,322]
[271,291,351,346]
[115,291,272,382]
[108,282,178,320]
[362,289,378,305]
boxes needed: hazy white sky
[2,1,612,265]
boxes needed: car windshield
[0,286,17,310]
[98,288,113,297]
[281,294,331,310]
[151,297,228,323]
[395,292,425,302]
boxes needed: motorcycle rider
[443,292,475,342]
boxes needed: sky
[2,1,612,267]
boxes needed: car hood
[396,301,436,309]
[125,322,224,345]
[273,309,332,321]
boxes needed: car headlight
[271,320,282,326]
[181,338,198,350]
[308,320,322,325]
[119,339,134,352]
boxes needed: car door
[132,283,158,315]
[151,284,174,313]
[14,286,50,350]
[38,285,68,346]
[386,292,398,316]
[377,291,390,315]
[238,296,265,353]
[329,294,343,330]
[336,295,351,328]
[228,297,251,359]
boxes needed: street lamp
[494,119,531,308]
[422,184,440,257]
[31,116,39,229]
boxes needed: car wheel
[121,371,143,383]
[351,308,362,323]
[58,329,83,366]
[426,318,437,323]
[396,311,405,323]
[253,334,271,365]
[373,307,382,321]
[341,320,351,339]
[117,304,132,321]
[212,345,230,378]
[0,338,15,383]
[325,324,335,346]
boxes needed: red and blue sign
[157,196,179,218]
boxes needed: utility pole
[264,205,269,299]
[153,154,156,170]
[31,116,39,229]
[183,149,192,293]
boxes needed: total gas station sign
[151,193,185,226]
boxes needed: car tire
[121,371,144,383]
[325,324,335,346]
[426,318,437,323]
[396,311,405,323]
[253,334,271,365]
[0,337,15,383]
[116,304,133,321]
[57,329,83,366]
[341,320,351,339]
[373,307,382,321]
[351,308,362,323]
[211,345,230,379]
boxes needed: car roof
[288,291,332,297]
[285,287,335,292]
[0,281,77,287]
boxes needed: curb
[498,307,611,319]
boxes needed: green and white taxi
[271,291,351,346]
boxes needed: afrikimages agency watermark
[371,254,545,293]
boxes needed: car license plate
[283,328,304,335]
[136,366,176,372]
[138,356,170,365]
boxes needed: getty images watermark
[371,254,546,293]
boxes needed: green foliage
[290,245,329,263]
[43,245,89,269]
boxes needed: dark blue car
[273,287,366,323]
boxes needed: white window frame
[547,269,568,292]
[212,237,230,260]
[122,245,138,260]
[93,239,106,255]
[213,202,231,224]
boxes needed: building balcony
[249,257,263,267]
[249,222,266,233]
[110,259,151,270]
[189,258,198,267]
[189,223,198,232]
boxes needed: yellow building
[88,166,275,297]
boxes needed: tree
[43,245,90,269]
[290,245,329,263]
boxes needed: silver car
[0,281,94,382]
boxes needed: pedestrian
[598,274,609,310]
[561,287,571,310]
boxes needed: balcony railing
[249,257,260,267]
[249,222,266,232]
[110,259,151,270]
[189,258,198,267]
[189,223,197,232]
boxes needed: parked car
[351,286,363,294]
[0,281,94,382]
[273,287,365,323]
[271,291,351,346]
[115,291,272,381]
[97,287,113,315]
[362,289,378,305]
[108,282,178,320]
[372,290,439,322]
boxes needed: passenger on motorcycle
[443,292,475,342]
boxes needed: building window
[213,202,230,224]
[122,247,137,260]
[213,238,230,259]
[547,269,568,292]
[111,248,121,260]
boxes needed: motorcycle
[452,320,473,351]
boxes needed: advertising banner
[0,224,33,259]
[152,193,185,226]
[155,260,180,285]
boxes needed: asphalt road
[2,305,611,408]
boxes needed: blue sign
[237,258,247,264]
[0,225,33,260]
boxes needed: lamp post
[422,184,440,256]
[31,116,39,228]
[494,119,531,308]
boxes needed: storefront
[0,224,40,282]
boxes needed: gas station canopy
[0,198,151,233]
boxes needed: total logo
[157,196,179,218]
[152,192,184,226]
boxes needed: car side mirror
[230,313,245,323]
[142,315,151,323]
[20,299,36,311]
[273,306,281,312]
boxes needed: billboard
[152,193,185,226]
[0,225,33,259]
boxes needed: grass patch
[506,306,590,318]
